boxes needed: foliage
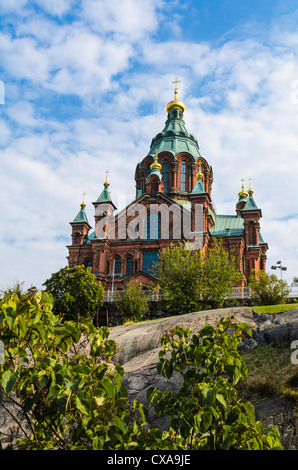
[200,240,242,307]
[0,291,147,449]
[157,240,241,314]
[147,318,283,450]
[0,292,282,450]
[156,242,203,315]
[43,265,104,322]
[248,270,290,306]
[115,281,149,322]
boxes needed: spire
[243,179,259,211]
[191,164,205,194]
[166,77,186,114]
[247,178,254,194]
[72,193,90,224]
[96,171,113,203]
[150,148,162,171]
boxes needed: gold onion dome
[80,193,86,208]
[166,78,185,113]
[248,180,254,194]
[238,182,248,199]
[150,149,162,170]
[103,170,110,187]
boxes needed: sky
[1,0,298,291]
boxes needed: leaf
[244,401,255,422]
[101,377,115,399]
[76,391,91,415]
[113,416,126,433]
[1,370,18,394]
[4,306,16,329]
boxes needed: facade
[67,86,268,292]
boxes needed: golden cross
[172,77,181,92]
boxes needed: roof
[148,107,201,160]
[210,215,244,237]
[72,206,90,225]
[242,193,259,211]
[191,176,206,194]
[96,186,112,203]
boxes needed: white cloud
[81,0,161,40]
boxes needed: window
[114,258,120,274]
[145,213,161,240]
[142,251,159,274]
[163,159,169,191]
[181,160,187,191]
[126,257,132,275]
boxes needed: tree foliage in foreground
[156,240,242,314]
[248,269,290,306]
[0,292,282,450]
[43,265,104,322]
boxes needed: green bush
[248,270,290,306]
[115,281,149,322]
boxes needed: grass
[238,343,298,405]
[252,303,297,315]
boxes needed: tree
[0,291,282,450]
[43,265,104,322]
[200,240,242,307]
[115,281,149,322]
[156,241,241,315]
[156,242,203,315]
[248,270,290,305]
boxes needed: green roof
[242,193,259,210]
[72,206,90,225]
[191,176,206,194]
[210,215,244,237]
[148,107,201,160]
[96,186,112,203]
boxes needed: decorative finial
[80,192,86,208]
[248,177,254,194]
[172,77,181,100]
[150,148,162,170]
[197,161,203,179]
[166,78,185,113]
[104,170,110,187]
[238,179,248,198]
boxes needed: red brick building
[67,86,268,292]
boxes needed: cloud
[1,2,298,290]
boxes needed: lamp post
[271,261,287,280]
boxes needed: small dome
[166,89,185,113]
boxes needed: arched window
[114,258,120,274]
[181,161,187,191]
[126,257,132,275]
[145,213,161,240]
[163,159,169,191]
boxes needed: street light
[271,261,287,279]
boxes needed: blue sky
[1,0,298,290]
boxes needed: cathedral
[67,83,268,293]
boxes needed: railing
[104,287,298,303]
[104,291,161,303]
